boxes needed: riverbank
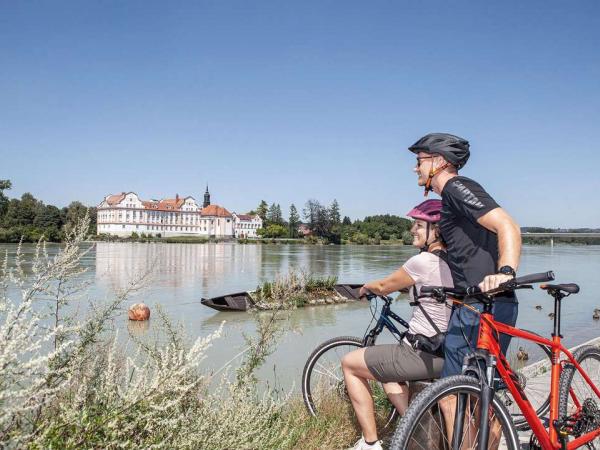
[91,233,411,245]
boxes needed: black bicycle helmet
[408,133,470,169]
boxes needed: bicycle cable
[363,295,378,342]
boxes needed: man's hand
[359,286,371,298]
[479,274,514,293]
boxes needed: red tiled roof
[158,198,185,209]
[201,204,232,217]
[103,193,201,212]
[106,193,126,205]
[236,214,253,221]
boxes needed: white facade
[232,213,263,238]
[97,192,234,238]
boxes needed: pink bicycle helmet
[406,199,442,223]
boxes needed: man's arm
[477,207,522,292]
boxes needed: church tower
[203,185,211,208]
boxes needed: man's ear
[433,155,446,168]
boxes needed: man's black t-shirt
[439,176,516,302]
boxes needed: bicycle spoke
[313,362,342,382]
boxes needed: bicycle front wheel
[301,336,397,428]
[390,375,519,450]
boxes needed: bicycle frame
[362,296,410,346]
[477,310,600,449]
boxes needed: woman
[342,199,454,450]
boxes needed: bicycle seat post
[551,290,565,338]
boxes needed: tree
[257,224,287,238]
[2,193,42,227]
[354,214,412,240]
[342,216,352,226]
[288,204,300,238]
[274,204,283,225]
[63,201,92,234]
[256,200,268,222]
[303,199,321,233]
[329,199,341,224]
[0,179,11,219]
[303,199,336,240]
[34,205,63,230]
[266,203,283,225]
[267,203,276,224]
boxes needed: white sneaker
[346,436,383,450]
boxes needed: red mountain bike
[390,271,600,450]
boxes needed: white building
[232,213,263,238]
[96,191,235,238]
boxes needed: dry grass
[253,269,338,308]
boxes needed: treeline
[522,236,600,245]
[249,198,412,245]
[0,180,95,242]
[522,227,600,233]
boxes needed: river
[2,242,600,390]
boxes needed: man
[408,132,522,377]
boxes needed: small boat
[333,284,364,300]
[201,283,368,312]
[201,292,255,312]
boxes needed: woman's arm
[359,267,416,297]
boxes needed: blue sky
[1,1,599,227]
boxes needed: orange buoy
[128,303,151,321]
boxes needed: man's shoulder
[443,176,485,196]
[442,175,499,217]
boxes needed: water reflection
[3,241,598,390]
[127,319,151,337]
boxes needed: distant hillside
[521,227,600,233]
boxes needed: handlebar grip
[363,292,377,301]
[514,271,555,285]
[466,286,482,296]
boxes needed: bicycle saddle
[540,283,580,294]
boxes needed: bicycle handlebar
[420,270,555,299]
[514,271,555,285]
[363,292,394,303]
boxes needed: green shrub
[402,230,413,245]
[350,232,370,245]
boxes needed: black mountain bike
[301,293,407,428]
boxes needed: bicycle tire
[558,345,600,446]
[389,375,520,450]
[301,335,398,428]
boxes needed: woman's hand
[359,285,372,298]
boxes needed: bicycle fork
[477,354,497,450]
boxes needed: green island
[251,271,347,309]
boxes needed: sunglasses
[416,156,435,168]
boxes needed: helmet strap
[424,162,451,196]
[420,223,440,252]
